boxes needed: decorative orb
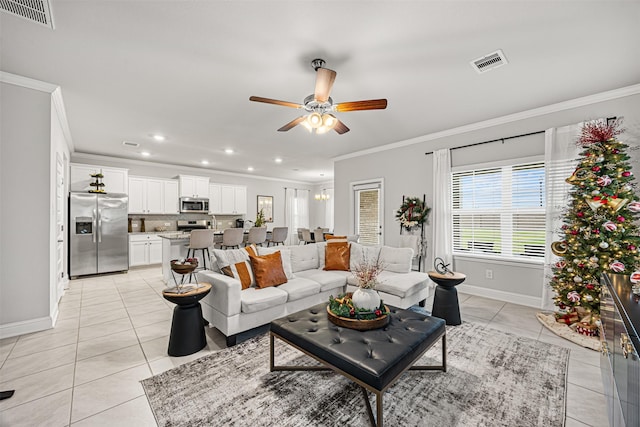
[591,190,600,196]
[599,241,609,249]
[573,276,583,283]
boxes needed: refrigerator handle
[97,209,102,243]
[92,209,97,243]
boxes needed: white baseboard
[457,284,541,309]
[0,316,54,340]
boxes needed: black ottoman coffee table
[269,303,446,427]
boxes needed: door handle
[97,209,102,243]
[92,209,97,243]
[57,239,64,243]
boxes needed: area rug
[142,322,569,427]
[536,312,600,351]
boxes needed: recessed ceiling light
[275,157,283,163]
[201,160,209,165]
[141,151,150,157]
[247,166,254,172]
[225,149,234,154]
[320,173,324,176]
[152,134,165,142]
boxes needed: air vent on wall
[122,141,140,148]
[0,0,54,29]
[470,49,508,74]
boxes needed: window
[452,161,545,260]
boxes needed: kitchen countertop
[157,229,268,240]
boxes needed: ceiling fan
[249,58,387,135]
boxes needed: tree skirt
[142,322,569,427]
[536,312,600,351]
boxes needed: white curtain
[432,149,452,275]
[284,188,310,245]
[324,188,335,232]
[542,124,583,310]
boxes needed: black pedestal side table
[428,271,466,326]
[162,283,211,357]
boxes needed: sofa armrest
[197,270,241,317]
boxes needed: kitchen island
[158,230,272,284]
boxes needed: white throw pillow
[317,242,327,269]
[289,244,320,272]
[211,245,257,270]
[257,246,295,279]
[349,243,382,271]
[379,246,413,274]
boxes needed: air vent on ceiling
[470,49,508,74]
[0,0,54,29]
[122,141,140,148]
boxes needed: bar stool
[247,227,267,246]
[185,229,215,271]
[221,228,244,249]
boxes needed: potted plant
[255,208,266,227]
[351,259,384,311]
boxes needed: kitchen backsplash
[128,214,242,232]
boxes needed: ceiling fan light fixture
[307,112,322,128]
[300,120,313,132]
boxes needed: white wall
[0,82,53,332]
[71,153,313,231]
[334,91,640,307]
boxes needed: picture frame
[257,195,273,222]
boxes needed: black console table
[600,273,639,427]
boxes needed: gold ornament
[551,241,568,256]
[584,197,602,211]
[565,168,593,185]
[607,198,629,212]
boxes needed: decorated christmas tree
[549,120,640,332]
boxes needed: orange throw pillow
[326,235,347,240]
[324,242,350,271]
[249,251,288,288]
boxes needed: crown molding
[71,152,314,186]
[333,83,640,162]
[0,71,58,93]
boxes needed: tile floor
[0,266,607,426]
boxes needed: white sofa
[197,242,431,346]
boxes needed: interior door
[353,181,383,245]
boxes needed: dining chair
[313,228,325,242]
[221,228,244,249]
[247,227,267,246]
[300,229,314,245]
[268,227,288,246]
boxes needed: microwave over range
[180,197,209,213]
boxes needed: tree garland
[396,197,431,231]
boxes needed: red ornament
[622,171,631,177]
[629,245,637,251]
[593,196,601,201]
[592,166,601,172]
[617,216,626,222]
[570,230,578,235]
[349,309,355,317]
[594,229,600,234]
[577,212,584,218]
[586,284,595,290]
[374,309,382,317]
[578,263,585,268]
[613,149,620,154]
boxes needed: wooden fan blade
[314,68,337,103]
[277,116,306,132]
[335,99,388,112]
[333,120,350,135]
[249,96,302,109]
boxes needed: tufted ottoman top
[270,302,445,391]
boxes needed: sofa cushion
[379,246,413,273]
[249,252,288,288]
[317,242,327,269]
[257,246,295,279]
[295,269,347,292]
[350,243,382,271]
[276,277,321,302]
[375,271,428,298]
[240,287,288,313]
[290,244,320,272]
[221,260,255,290]
[324,242,350,271]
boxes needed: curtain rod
[424,130,545,156]
[425,116,617,156]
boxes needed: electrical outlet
[164,222,171,226]
[485,269,493,279]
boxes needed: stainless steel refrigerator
[69,192,129,277]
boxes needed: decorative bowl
[170,259,198,275]
[327,305,389,330]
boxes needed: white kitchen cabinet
[128,176,178,214]
[70,164,129,194]
[179,175,209,198]
[219,185,247,214]
[129,234,162,266]
[209,184,221,214]
[164,180,179,214]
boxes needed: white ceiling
[2,1,639,182]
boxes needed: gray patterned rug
[141,322,568,426]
